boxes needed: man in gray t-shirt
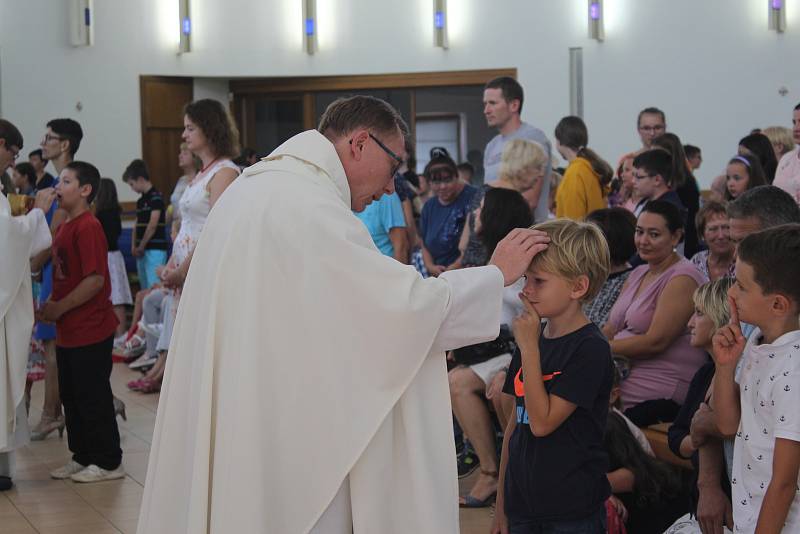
[483,77,552,222]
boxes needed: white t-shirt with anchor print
[732,328,800,533]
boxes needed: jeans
[510,506,606,534]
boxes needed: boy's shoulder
[545,323,611,360]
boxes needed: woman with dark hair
[725,154,767,201]
[605,408,686,532]
[418,150,476,277]
[12,162,36,195]
[652,133,701,258]
[583,208,637,327]
[603,200,707,426]
[95,178,132,336]
[128,99,240,393]
[739,132,778,183]
[450,187,532,508]
[554,116,613,219]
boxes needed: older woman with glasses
[419,149,477,277]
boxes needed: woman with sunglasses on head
[418,149,476,277]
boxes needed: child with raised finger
[492,219,613,534]
[712,223,800,533]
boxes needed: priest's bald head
[318,96,408,212]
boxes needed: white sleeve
[24,208,52,257]
[430,265,505,354]
[773,362,800,443]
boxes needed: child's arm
[607,468,635,493]
[512,295,577,437]
[39,274,104,322]
[711,297,746,435]
[135,209,161,253]
[609,275,697,358]
[491,398,516,534]
[755,438,800,534]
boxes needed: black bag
[451,325,516,367]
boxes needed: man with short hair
[29,118,84,441]
[688,185,800,533]
[482,76,552,222]
[28,148,55,190]
[773,102,800,203]
[137,95,549,534]
[637,107,667,149]
[727,185,800,247]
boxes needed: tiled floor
[2,363,494,533]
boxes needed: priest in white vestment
[137,96,548,533]
[0,131,56,489]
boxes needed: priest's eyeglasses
[368,133,404,178]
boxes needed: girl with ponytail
[554,116,613,219]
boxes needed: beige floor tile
[15,363,497,533]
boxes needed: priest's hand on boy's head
[489,228,550,287]
[512,293,541,356]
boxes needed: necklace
[199,157,220,175]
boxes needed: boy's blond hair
[529,218,610,302]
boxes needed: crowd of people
[2,74,800,534]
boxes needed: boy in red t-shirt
[38,161,124,483]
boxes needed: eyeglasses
[42,134,65,144]
[638,125,665,133]
[634,172,655,181]
[368,133,403,177]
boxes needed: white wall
[1,0,799,200]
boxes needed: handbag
[451,325,516,367]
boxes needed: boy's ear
[79,182,93,200]
[771,294,797,317]
[570,274,590,301]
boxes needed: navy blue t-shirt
[419,184,476,266]
[502,322,613,524]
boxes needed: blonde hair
[693,278,734,330]
[762,126,795,158]
[499,139,548,190]
[529,218,611,302]
[180,142,202,171]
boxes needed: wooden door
[140,76,193,203]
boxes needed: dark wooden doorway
[139,76,193,205]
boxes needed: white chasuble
[1,196,51,452]
[137,130,505,534]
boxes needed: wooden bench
[642,423,694,470]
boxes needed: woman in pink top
[603,200,707,427]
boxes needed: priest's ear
[347,130,370,161]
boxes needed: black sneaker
[0,476,12,491]
[457,449,480,478]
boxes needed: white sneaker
[70,464,125,483]
[128,352,158,370]
[113,334,127,349]
[51,460,87,479]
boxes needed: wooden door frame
[229,68,516,150]
[229,68,517,95]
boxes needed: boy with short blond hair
[713,223,800,533]
[494,218,613,534]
